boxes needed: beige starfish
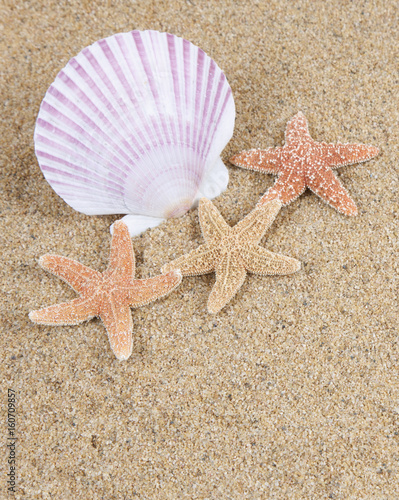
[230,112,379,215]
[162,198,300,314]
[29,221,182,361]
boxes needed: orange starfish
[230,112,379,215]
[29,221,182,361]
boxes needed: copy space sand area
[1,1,398,498]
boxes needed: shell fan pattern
[34,30,235,236]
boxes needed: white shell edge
[110,215,166,236]
[194,157,229,205]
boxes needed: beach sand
[1,1,398,498]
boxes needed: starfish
[162,198,300,314]
[29,221,182,361]
[230,112,379,215]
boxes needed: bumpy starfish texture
[29,221,182,361]
[230,112,379,215]
[162,198,300,314]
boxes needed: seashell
[34,30,235,235]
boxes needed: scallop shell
[34,30,235,235]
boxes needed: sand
[1,0,398,498]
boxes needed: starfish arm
[257,170,306,206]
[107,221,135,279]
[306,166,358,216]
[29,297,97,325]
[285,112,312,145]
[100,301,133,361]
[318,142,379,169]
[229,147,285,174]
[198,198,230,244]
[207,251,247,314]
[39,254,101,293]
[126,270,182,307]
[233,199,282,244]
[162,245,219,277]
[241,244,301,275]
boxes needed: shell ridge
[129,32,166,146]
[37,158,129,215]
[192,48,205,158]
[146,33,178,210]
[39,100,137,175]
[182,37,193,194]
[167,33,183,142]
[196,57,216,173]
[67,56,146,158]
[37,151,125,191]
[121,33,178,182]
[203,74,231,161]
[120,32,181,213]
[115,33,170,188]
[198,57,216,157]
[174,37,190,200]
[83,41,154,163]
[95,35,174,212]
[135,32,193,215]
[183,38,194,201]
[167,33,191,207]
[203,84,234,175]
[203,74,226,152]
[35,123,117,174]
[35,120,130,186]
[63,59,148,202]
[99,38,158,154]
[194,54,213,195]
[148,32,187,204]
[109,36,172,202]
[149,32,174,147]
[38,154,126,192]
[35,139,131,210]
[51,73,143,165]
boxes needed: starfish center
[220,231,241,251]
[294,141,312,158]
